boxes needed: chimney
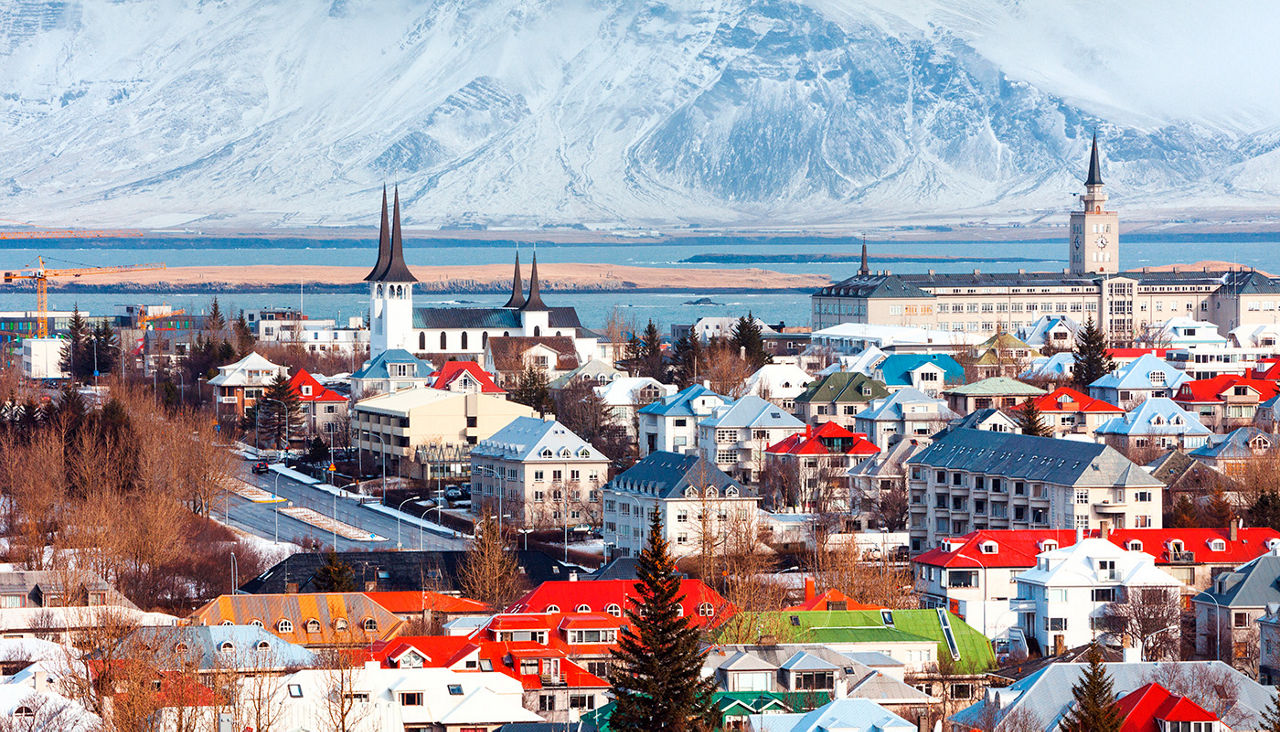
[1230,518,1239,542]
[973,269,981,276]
[285,582,299,594]
[1075,526,1084,543]
[927,269,935,276]
[1018,268,1026,275]
[569,570,578,582]
[1099,520,1110,541]
[804,577,816,602]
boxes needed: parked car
[445,488,463,500]
[251,461,269,474]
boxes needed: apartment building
[636,384,729,457]
[697,395,805,484]
[1024,387,1124,440]
[904,429,1163,552]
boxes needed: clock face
[1073,234,1081,249]
[1096,235,1108,248]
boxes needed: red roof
[1253,359,1280,380]
[766,423,880,458]
[1117,683,1218,732]
[1029,386,1123,414]
[506,579,735,628]
[287,368,347,403]
[845,434,880,457]
[371,635,608,690]
[1107,348,1171,359]
[431,361,505,393]
[1174,374,1280,404]
[364,590,489,615]
[812,421,854,439]
[480,612,627,657]
[915,527,1280,569]
[785,588,882,612]
[766,431,829,456]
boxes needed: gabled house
[547,359,624,392]
[1094,397,1212,452]
[941,377,1045,416]
[600,451,759,560]
[1143,317,1227,348]
[853,388,959,450]
[742,363,814,411]
[1019,315,1081,351]
[636,384,729,457]
[0,569,135,610]
[430,360,505,394]
[792,372,889,429]
[874,354,965,397]
[970,332,1039,380]
[506,579,733,630]
[1088,353,1190,408]
[1114,682,1224,732]
[763,422,879,512]
[189,592,403,648]
[1189,426,1280,475]
[848,438,924,531]
[593,376,675,437]
[286,367,348,441]
[120,625,318,675]
[698,395,805,484]
[1192,547,1280,668]
[349,348,434,397]
[469,416,610,529]
[746,698,917,732]
[1173,374,1280,431]
[1020,351,1077,384]
[1025,386,1124,440]
[483,335,580,387]
[209,351,288,422]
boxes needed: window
[1092,588,1116,603]
[1135,491,1152,503]
[399,692,423,706]
[698,602,714,616]
[219,641,234,654]
[1209,539,1227,552]
[257,641,271,652]
[792,671,834,691]
[605,603,621,617]
[1045,617,1067,631]
[447,684,464,696]
[1235,612,1249,628]
[277,619,293,633]
[570,694,596,710]
[334,618,349,632]
[362,618,378,632]
[305,619,321,633]
[1075,490,1089,504]
[576,604,591,613]
[539,694,556,712]
[1127,540,1143,551]
[288,684,303,698]
[545,604,560,613]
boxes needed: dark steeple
[363,186,392,282]
[503,251,526,308]
[859,236,870,276]
[373,187,418,283]
[521,252,548,311]
[1085,132,1103,187]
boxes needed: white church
[365,188,598,363]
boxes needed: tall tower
[519,252,550,337]
[366,187,418,357]
[1068,134,1120,275]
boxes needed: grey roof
[952,661,1275,732]
[700,395,804,430]
[637,384,728,417]
[848,438,921,479]
[1189,426,1278,460]
[412,306,582,330]
[780,651,839,671]
[752,698,916,732]
[606,451,746,500]
[122,625,317,671]
[1086,133,1104,186]
[721,651,778,672]
[470,416,607,463]
[588,557,641,581]
[368,188,418,283]
[939,408,1017,436]
[818,274,934,299]
[1194,551,1280,609]
[906,428,1163,488]
[819,268,1274,297]
[855,388,958,423]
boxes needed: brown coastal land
[46,262,830,292]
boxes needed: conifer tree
[1259,686,1280,732]
[611,510,717,731]
[90,321,120,377]
[731,312,771,370]
[671,334,703,388]
[510,364,551,414]
[1251,489,1280,531]
[313,550,355,592]
[1015,398,1049,437]
[207,297,227,333]
[1073,317,1115,389]
[233,310,256,356]
[1060,646,1121,732]
[627,320,667,381]
[243,373,304,449]
[59,306,92,381]
[1169,495,1199,528]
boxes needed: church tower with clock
[1069,134,1120,275]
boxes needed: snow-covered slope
[1,0,1278,229]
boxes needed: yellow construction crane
[3,257,166,338]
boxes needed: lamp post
[367,431,388,503]
[273,471,284,543]
[332,492,338,549]
[472,465,507,535]
[1200,591,1225,662]
[397,496,421,549]
[229,551,238,595]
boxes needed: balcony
[1008,598,1035,612]
[1168,550,1196,564]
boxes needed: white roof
[593,376,675,405]
[1015,539,1181,589]
[352,386,518,417]
[208,351,287,387]
[0,606,178,633]
[813,322,982,348]
[471,416,607,463]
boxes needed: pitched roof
[486,336,579,373]
[470,417,607,463]
[370,188,418,283]
[856,388,959,423]
[1086,132,1104,186]
[208,351,286,387]
[606,451,747,501]
[1196,551,1280,608]
[818,274,933,299]
[1117,682,1218,732]
[189,593,403,646]
[794,372,888,405]
[412,306,583,330]
[975,331,1035,352]
[700,395,805,430]
[1090,353,1189,390]
[907,428,1163,488]
[876,354,965,387]
[1175,374,1280,403]
[363,591,489,615]
[594,377,674,406]
[1029,386,1123,414]
[123,625,317,670]
[287,368,347,403]
[508,579,734,628]
[1189,426,1280,460]
[1013,539,1181,589]
[1094,398,1211,437]
[351,349,434,382]
[766,423,879,458]
[637,384,728,417]
[430,360,504,393]
[943,377,1045,397]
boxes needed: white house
[853,388,958,450]
[594,377,676,437]
[689,316,776,343]
[698,395,805,484]
[208,351,289,422]
[1013,538,1181,656]
[20,337,66,381]
[636,384,730,457]
[742,363,813,411]
[601,452,758,558]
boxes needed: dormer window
[1149,371,1166,386]
[545,604,560,613]
[605,603,621,617]
[305,619,321,633]
[1151,415,1164,426]
[1169,540,1185,553]
[575,604,590,613]
[1127,540,1143,552]
[1039,540,1058,552]
[540,448,553,458]
[1209,539,1226,552]
[301,385,313,396]
[979,541,998,554]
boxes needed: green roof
[584,691,831,730]
[944,376,1045,396]
[723,609,995,675]
[794,372,889,405]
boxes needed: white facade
[637,386,729,458]
[594,377,675,437]
[370,280,415,356]
[21,337,66,380]
[1013,539,1181,655]
[258,316,370,355]
[697,395,805,484]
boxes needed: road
[222,462,468,552]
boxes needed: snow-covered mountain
[2,0,1279,229]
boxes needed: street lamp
[273,471,284,543]
[397,496,422,549]
[1199,591,1225,662]
[367,431,389,503]
[472,464,507,535]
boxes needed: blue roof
[123,625,317,670]
[876,354,964,387]
[606,451,746,499]
[637,384,727,417]
[1022,352,1075,379]
[470,416,607,462]
[1089,353,1189,391]
[1094,397,1212,437]
[351,349,434,381]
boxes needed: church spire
[1085,132,1103,187]
[859,236,870,276]
[503,250,526,308]
[374,186,418,283]
[521,252,548,311]
[363,186,392,282]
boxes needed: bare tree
[315,650,373,732]
[1142,663,1243,728]
[458,512,525,610]
[0,692,96,732]
[1105,586,1181,661]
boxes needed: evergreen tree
[671,334,703,388]
[206,297,227,333]
[313,550,355,591]
[233,310,256,356]
[510,365,551,414]
[58,306,92,382]
[1073,318,1115,390]
[1015,398,1049,437]
[1202,489,1235,528]
[307,437,330,465]
[1251,489,1280,531]
[89,321,120,378]
[243,374,304,449]
[611,510,717,731]
[1059,645,1122,732]
[731,312,771,370]
[1260,685,1280,732]
[1169,495,1199,528]
[626,320,667,381]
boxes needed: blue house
[349,348,435,396]
[874,354,964,397]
